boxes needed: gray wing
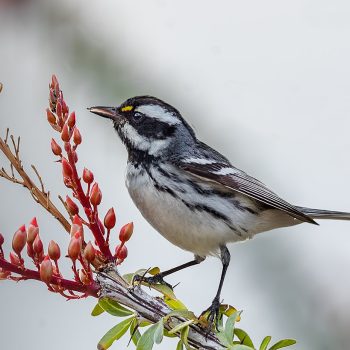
[177,159,317,225]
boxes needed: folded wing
[177,159,317,225]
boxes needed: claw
[200,297,221,333]
[132,272,173,290]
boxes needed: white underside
[126,163,299,257]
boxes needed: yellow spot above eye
[121,105,133,112]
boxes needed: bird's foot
[132,272,173,290]
[200,296,221,333]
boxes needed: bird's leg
[133,255,205,289]
[201,246,230,331]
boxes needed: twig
[0,133,71,233]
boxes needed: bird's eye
[132,112,144,123]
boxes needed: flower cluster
[0,75,134,298]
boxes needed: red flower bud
[61,123,70,142]
[33,235,43,255]
[73,215,82,226]
[90,183,102,206]
[67,111,76,128]
[82,168,94,184]
[46,108,56,125]
[51,138,62,156]
[0,270,11,280]
[83,242,95,263]
[115,244,128,261]
[73,127,82,145]
[51,74,58,89]
[66,195,79,216]
[79,269,91,285]
[68,233,82,260]
[27,218,39,244]
[12,225,27,255]
[56,101,62,118]
[119,222,133,243]
[62,100,69,115]
[73,151,78,163]
[40,256,53,284]
[27,243,34,258]
[48,240,60,261]
[9,251,21,266]
[62,157,73,178]
[104,208,116,229]
[0,233,4,246]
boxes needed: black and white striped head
[89,96,196,158]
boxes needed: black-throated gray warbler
[89,96,350,326]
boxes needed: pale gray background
[1,1,350,349]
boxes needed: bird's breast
[125,162,261,257]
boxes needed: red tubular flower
[83,242,95,263]
[90,183,102,206]
[82,168,94,184]
[67,111,76,128]
[51,138,62,156]
[66,195,79,216]
[12,225,27,255]
[61,123,70,142]
[119,222,134,243]
[115,244,128,261]
[68,232,82,261]
[73,127,82,145]
[62,157,73,178]
[0,233,4,246]
[40,256,53,284]
[104,208,116,230]
[48,240,60,261]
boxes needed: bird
[89,96,350,327]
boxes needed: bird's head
[89,96,196,159]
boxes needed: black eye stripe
[129,114,175,139]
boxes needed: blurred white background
[1,1,350,349]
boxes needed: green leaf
[97,317,134,350]
[130,319,141,346]
[164,296,188,310]
[153,320,164,345]
[234,328,254,348]
[99,298,133,317]
[176,340,184,350]
[268,339,296,350]
[168,320,194,335]
[91,302,105,316]
[180,326,190,349]
[164,309,196,322]
[259,336,272,350]
[136,323,159,350]
[225,311,240,345]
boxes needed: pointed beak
[87,106,120,121]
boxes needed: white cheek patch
[121,123,150,151]
[136,104,180,125]
[120,123,171,155]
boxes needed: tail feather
[296,206,350,221]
